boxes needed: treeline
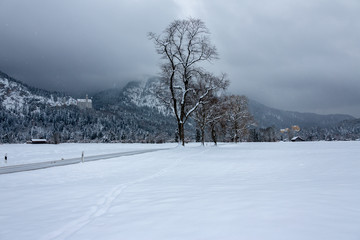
[194,105,360,143]
[1,97,358,144]
[0,103,176,144]
[247,122,360,142]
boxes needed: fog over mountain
[1,0,360,117]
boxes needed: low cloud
[1,0,359,116]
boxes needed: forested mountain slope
[0,72,175,143]
[0,70,358,143]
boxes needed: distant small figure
[5,153,7,163]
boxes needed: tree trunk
[234,121,238,143]
[201,127,205,146]
[211,125,217,146]
[179,122,185,146]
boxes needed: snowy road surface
[0,141,360,240]
[0,148,171,174]
[0,143,177,166]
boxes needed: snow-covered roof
[291,136,304,141]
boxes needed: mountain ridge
[0,71,175,143]
[248,98,354,129]
[0,70,359,142]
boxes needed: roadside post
[81,151,84,163]
[5,153,7,164]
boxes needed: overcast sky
[1,0,359,117]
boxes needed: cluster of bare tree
[149,18,254,145]
[194,95,254,145]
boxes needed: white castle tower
[76,94,93,109]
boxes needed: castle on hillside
[77,94,92,109]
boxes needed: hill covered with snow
[0,71,175,143]
[0,71,76,115]
[1,70,359,143]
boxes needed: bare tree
[225,95,254,143]
[208,97,229,145]
[149,18,224,146]
[194,94,228,146]
[193,102,209,145]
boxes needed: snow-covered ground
[0,141,359,240]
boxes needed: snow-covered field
[0,141,360,240]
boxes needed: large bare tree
[149,18,225,146]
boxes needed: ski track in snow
[39,151,189,240]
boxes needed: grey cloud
[0,0,177,94]
[201,0,360,116]
[0,0,359,117]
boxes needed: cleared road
[0,148,169,175]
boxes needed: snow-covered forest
[1,70,360,144]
